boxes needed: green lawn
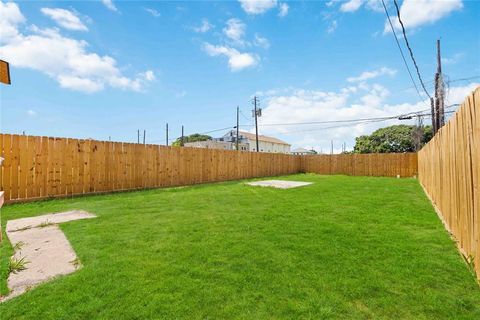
[0,174,479,319]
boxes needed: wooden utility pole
[137,130,140,144]
[236,106,240,151]
[435,39,445,128]
[431,97,437,134]
[252,96,261,152]
[166,123,169,146]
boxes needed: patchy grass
[0,174,479,319]
[8,256,29,274]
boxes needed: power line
[278,110,456,136]
[381,0,424,101]
[392,0,431,99]
[399,75,480,92]
[238,104,460,128]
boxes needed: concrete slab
[6,210,95,232]
[1,211,96,302]
[247,180,313,189]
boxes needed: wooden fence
[418,87,480,277]
[0,133,419,204]
[302,153,418,178]
[0,136,301,203]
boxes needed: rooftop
[238,131,290,146]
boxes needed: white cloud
[141,70,155,81]
[278,3,289,17]
[0,1,25,43]
[254,34,270,49]
[144,7,160,17]
[347,67,397,83]
[239,0,278,15]
[101,0,117,12]
[253,80,478,152]
[327,20,338,33]
[203,43,258,71]
[0,2,153,93]
[441,52,464,65]
[41,8,88,31]
[223,18,246,43]
[359,84,390,107]
[193,19,213,33]
[445,82,479,105]
[340,0,363,12]
[256,85,417,152]
[27,109,37,116]
[384,0,463,33]
[338,0,394,13]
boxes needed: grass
[0,174,479,319]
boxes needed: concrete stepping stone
[247,180,312,189]
[1,210,96,302]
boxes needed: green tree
[172,133,212,147]
[353,125,432,154]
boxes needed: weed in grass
[70,258,81,269]
[12,241,25,252]
[8,257,29,274]
[38,220,54,228]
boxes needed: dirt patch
[247,180,313,189]
[1,210,96,302]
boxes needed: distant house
[218,130,290,153]
[185,131,291,153]
[184,140,234,150]
[291,148,316,155]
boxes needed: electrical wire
[238,104,460,128]
[392,0,431,99]
[278,110,456,136]
[381,0,424,101]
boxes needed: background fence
[418,87,479,277]
[303,153,417,178]
[0,136,301,203]
[0,134,418,204]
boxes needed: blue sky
[0,0,479,152]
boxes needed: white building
[184,140,249,151]
[184,131,290,154]
[219,131,290,153]
[291,148,316,155]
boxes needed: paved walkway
[1,210,96,302]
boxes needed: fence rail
[418,86,479,277]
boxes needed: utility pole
[236,106,240,151]
[331,140,333,155]
[435,39,445,129]
[143,130,146,145]
[413,115,424,151]
[430,97,437,134]
[137,130,140,144]
[166,123,169,146]
[181,125,184,147]
[252,96,261,152]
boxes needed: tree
[353,125,432,154]
[172,133,212,147]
